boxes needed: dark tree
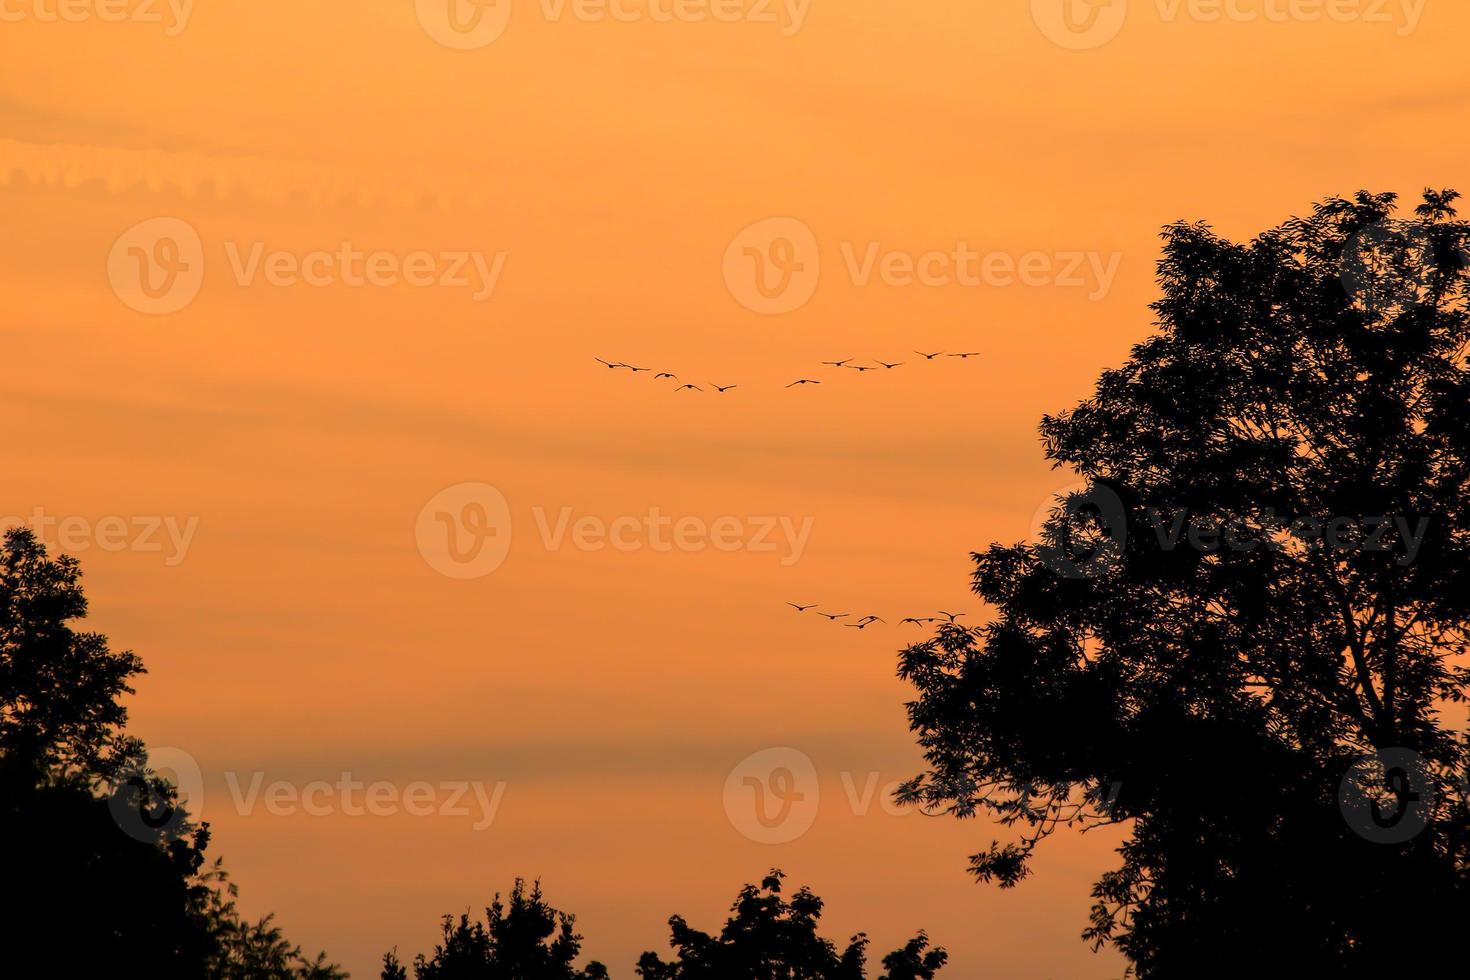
[382,878,609,979]
[636,870,946,980]
[0,527,342,978]
[899,190,1470,975]
[0,525,146,781]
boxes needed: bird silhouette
[822,359,854,367]
[676,384,702,392]
[712,384,738,393]
[846,365,877,373]
[622,365,651,373]
[787,602,817,612]
[857,615,886,624]
[938,611,967,622]
[878,361,904,369]
[846,621,879,630]
[817,612,848,620]
[949,352,981,359]
[915,351,943,360]
[595,357,624,369]
[900,617,926,626]
[655,372,678,380]
[786,379,821,387]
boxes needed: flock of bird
[784,602,969,630]
[594,351,981,392]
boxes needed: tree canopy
[381,878,609,980]
[0,527,343,978]
[384,872,945,980]
[899,189,1470,975]
[636,871,945,980]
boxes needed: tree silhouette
[899,190,1470,975]
[381,878,609,979]
[636,870,946,979]
[1,527,342,978]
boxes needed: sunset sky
[4,1,1467,975]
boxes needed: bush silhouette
[383,871,944,979]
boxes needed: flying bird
[595,357,623,369]
[712,384,738,393]
[817,612,848,620]
[857,615,886,624]
[938,611,967,622]
[621,365,651,373]
[675,384,702,392]
[900,617,927,626]
[786,602,817,612]
[915,351,943,360]
[786,379,821,387]
[949,352,982,359]
[845,365,876,373]
[877,361,904,369]
[822,359,854,367]
[846,621,880,630]
[655,372,678,380]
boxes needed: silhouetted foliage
[636,871,946,980]
[382,878,608,979]
[899,190,1470,975]
[0,527,342,978]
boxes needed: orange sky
[4,1,1467,976]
